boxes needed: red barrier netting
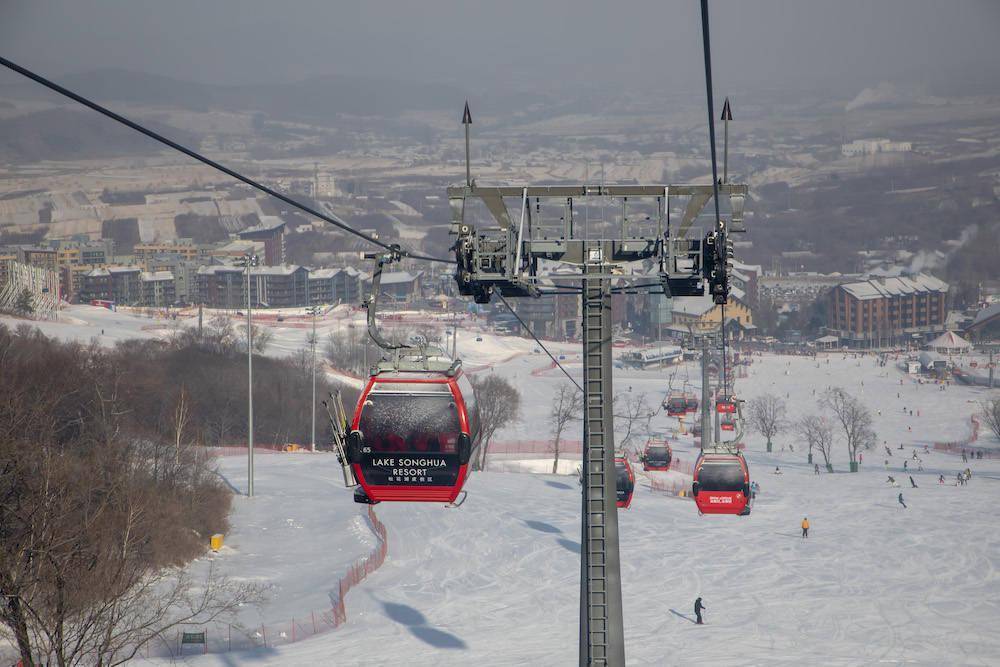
[148,506,389,659]
[934,415,998,458]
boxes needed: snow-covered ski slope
[157,353,998,666]
[8,307,999,664]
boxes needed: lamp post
[306,305,321,452]
[240,253,259,497]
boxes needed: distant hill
[54,69,466,122]
[0,107,196,162]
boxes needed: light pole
[240,253,259,497]
[306,305,321,452]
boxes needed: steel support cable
[0,55,452,265]
[496,292,582,392]
[699,0,729,402]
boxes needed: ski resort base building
[827,273,949,348]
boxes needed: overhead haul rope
[0,55,452,265]
[699,0,729,404]
[496,292,582,392]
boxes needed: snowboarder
[694,597,705,625]
[801,517,809,538]
[887,475,897,486]
[909,476,917,488]
[898,492,907,509]
[939,474,945,484]
[774,466,783,475]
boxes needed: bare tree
[0,328,264,666]
[797,414,835,471]
[549,383,582,474]
[326,330,368,375]
[747,394,786,452]
[613,392,655,451]
[980,398,1000,441]
[821,387,876,471]
[470,374,521,470]
[172,387,191,467]
[238,323,273,353]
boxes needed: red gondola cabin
[347,360,479,504]
[665,392,687,417]
[684,395,699,413]
[692,452,750,516]
[715,399,737,414]
[641,441,673,472]
[615,456,635,509]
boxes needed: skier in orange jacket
[801,517,810,538]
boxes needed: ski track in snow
[10,307,1000,665]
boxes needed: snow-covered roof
[672,293,715,316]
[841,273,948,300]
[381,271,422,286]
[926,331,972,349]
[815,335,839,343]
[240,216,286,234]
[108,266,140,274]
[140,271,174,282]
[971,302,1000,328]
[731,260,762,276]
[308,268,339,280]
[252,265,303,277]
[671,286,747,316]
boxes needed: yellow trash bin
[210,534,224,551]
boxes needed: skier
[909,476,918,488]
[801,517,809,538]
[887,475,897,486]
[903,460,908,471]
[814,463,820,475]
[939,474,945,484]
[694,597,706,625]
[774,466,783,475]
[898,492,907,509]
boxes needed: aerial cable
[699,0,729,404]
[0,55,453,266]
[496,292,582,392]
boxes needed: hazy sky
[2,0,998,96]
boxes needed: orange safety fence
[146,506,389,659]
[933,415,998,458]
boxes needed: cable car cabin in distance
[641,441,673,472]
[684,395,699,414]
[692,452,750,516]
[716,399,737,414]
[347,358,480,505]
[664,392,687,417]
[721,416,736,432]
[616,456,635,509]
